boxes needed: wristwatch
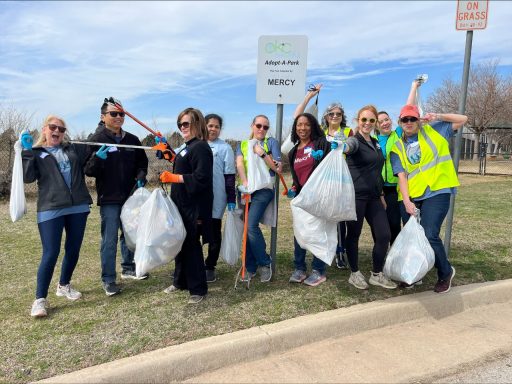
[260,152,267,159]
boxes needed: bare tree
[0,104,35,139]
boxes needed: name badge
[180,149,188,157]
[40,152,49,159]
[108,146,118,153]
[304,147,312,154]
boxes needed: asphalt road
[433,353,512,383]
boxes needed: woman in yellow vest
[390,104,467,293]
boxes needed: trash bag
[9,140,26,222]
[291,203,338,266]
[246,139,274,193]
[292,147,356,222]
[383,211,435,285]
[281,133,294,158]
[120,187,151,251]
[219,209,244,266]
[134,189,186,277]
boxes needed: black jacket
[288,136,331,194]
[22,143,93,212]
[345,132,384,200]
[85,124,148,205]
[171,138,213,243]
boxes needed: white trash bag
[246,139,274,194]
[281,133,294,158]
[219,209,244,266]
[134,189,186,277]
[9,140,27,222]
[292,147,356,222]
[383,211,435,285]
[291,203,338,266]
[120,187,151,251]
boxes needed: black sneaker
[103,282,122,296]
[121,270,149,280]
[335,253,348,269]
[205,269,217,283]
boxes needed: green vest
[323,126,352,138]
[381,131,399,185]
[240,138,269,173]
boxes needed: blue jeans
[100,204,134,284]
[245,188,273,274]
[293,238,326,275]
[36,212,89,299]
[400,193,452,280]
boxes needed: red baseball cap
[399,104,420,118]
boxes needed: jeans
[100,204,134,284]
[400,193,452,280]
[205,218,222,270]
[36,212,89,299]
[383,186,402,245]
[293,238,326,275]
[245,188,273,274]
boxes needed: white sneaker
[369,272,397,289]
[56,283,82,300]
[31,298,48,318]
[348,271,369,290]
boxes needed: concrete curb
[40,279,512,383]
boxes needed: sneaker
[163,284,179,294]
[103,282,121,296]
[289,269,307,283]
[206,269,217,283]
[31,298,48,318]
[434,267,456,294]
[303,270,327,287]
[188,295,205,304]
[348,271,369,290]
[56,283,82,301]
[335,253,348,269]
[369,272,397,289]
[259,265,272,283]
[121,270,149,280]
[399,280,423,289]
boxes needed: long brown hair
[177,108,207,141]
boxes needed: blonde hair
[34,115,70,147]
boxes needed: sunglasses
[328,112,343,118]
[400,116,419,123]
[360,117,376,124]
[255,123,269,131]
[177,121,190,129]
[105,111,125,118]
[47,124,66,133]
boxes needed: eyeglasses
[177,121,190,129]
[47,124,66,133]
[328,112,343,118]
[400,116,419,123]
[360,117,376,124]
[255,123,269,131]
[104,111,125,118]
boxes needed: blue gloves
[155,136,167,144]
[227,203,236,211]
[287,188,296,199]
[330,141,338,150]
[20,131,33,150]
[95,144,109,160]
[311,149,324,161]
[137,179,146,188]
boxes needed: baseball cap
[399,104,420,118]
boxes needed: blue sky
[1,1,510,141]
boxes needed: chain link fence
[459,131,512,176]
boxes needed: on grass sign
[456,0,489,30]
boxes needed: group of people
[21,78,467,317]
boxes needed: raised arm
[293,84,322,119]
[423,112,468,131]
[405,80,421,105]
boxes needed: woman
[160,108,213,304]
[22,115,92,318]
[236,115,281,283]
[390,104,467,293]
[344,105,397,290]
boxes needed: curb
[39,279,512,383]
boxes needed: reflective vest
[391,124,459,200]
[240,138,269,173]
[323,126,352,138]
[382,131,399,185]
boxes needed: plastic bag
[291,203,338,266]
[292,147,356,222]
[120,187,151,251]
[9,140,26,222]
[134,189,187,277]
[281,133,294,158]
[383,211,435,285]
[246,139,274,194]
[219,209,244,266]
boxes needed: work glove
[160,171,181,184]
[155,136,167,144]
[311,149,324,161]
[95,144,109,160]
[137,179,146,188]
[330,141,338,150]
[20,131,33,150]
[287,187,297,199]
[227,203,236,211]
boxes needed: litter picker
[235,193,251,289]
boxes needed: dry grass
[0,173,511,383]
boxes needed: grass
[0,174,511,383]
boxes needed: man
[85,97,149,296]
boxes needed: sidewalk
[41,279,512,383]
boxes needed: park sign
[256,35,308,104]
[456,0,488,30]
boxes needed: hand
[155,136,167,144]
[287,187,296,199]
[238,184,249,194]
[330,141,338,150]
[404,199,417,216]
[95,144,109,160]
[311,149,324,161]
[137,179,146,188]
[160,171,181,184]
[227,203,236,211]
[253,143,265,157]
[20,131,33,150]
[422,112,438,122]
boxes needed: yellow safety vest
[391,124,459,200]
[323,126,352,138]
[382,131,399,185]
[240,138,269,173]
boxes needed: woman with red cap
[390,105,467,293]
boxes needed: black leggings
[345,198,391,273]
[383,186,402,245]
[205,218,222,270]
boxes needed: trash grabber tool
[235,192,251,290]
[277,173,289,196]
[69,141,154,150]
